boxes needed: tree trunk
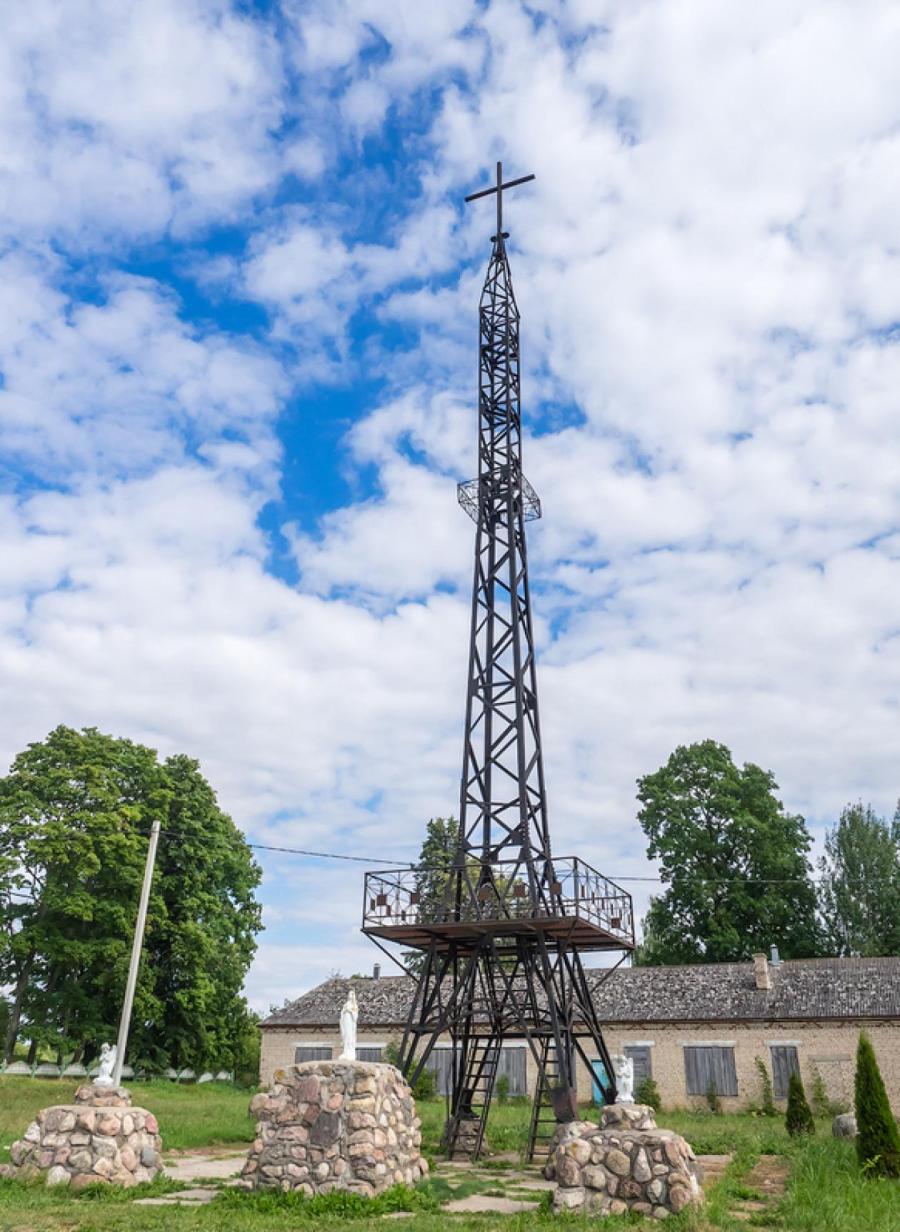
[3,954,34,1063]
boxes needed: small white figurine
[612,1054,634,1104]
[93,1042,117,1087]
[339,989,359,1061]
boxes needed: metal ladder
[527,1037,563,1161]
[444,1035,501,1159]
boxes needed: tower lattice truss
[363,164,635,1160]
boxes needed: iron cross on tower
[363,162,635,1161]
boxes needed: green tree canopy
[635,740,820,965]
[403,816,458,975]
[414,816,459,924]
[818,803,900,957]
[0,725,262,1071]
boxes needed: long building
[260,952,900,1110]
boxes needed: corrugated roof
[261,956,900,1029]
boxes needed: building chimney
[373,963,381,980]
[753,952,771,991]
[770,944,781,967]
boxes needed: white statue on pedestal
[93,1043,117,1087]
[612,1054,634,1104]
[339,989,359,1061]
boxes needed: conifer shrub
[785,1072,815,1137]
[635,1075,662,1112]
[754,1056,777,1116]
[854,1031,900,1178]
[809,1063,847,1118]
[705,1079,722,1114]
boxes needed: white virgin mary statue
[339,989,359,1061]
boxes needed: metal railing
[362,855,633,947]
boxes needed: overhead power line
[145,823,891,888]
[5,822,894,891]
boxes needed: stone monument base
[2,1085,162,1188]
[547,1104,702,1220]
[242,1060,428,1197]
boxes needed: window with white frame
[769,1045,800,1099]
[683,1045,738,1097]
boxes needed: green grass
[426,1098,796,1161]
[0,1077,257,1161]
[775,1135,900,1232]
[418,1095,535,1157]
[1,1086,898,1232]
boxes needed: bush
[635,1076,661,1112]
[754,1056,777,1117]
[496,1074,510,1104]
[383,1040,437,1101]
[705,1080,721,1114]
[854,1031,900,1178]
[809,1064,847,1118]
[786,1072,815,1137]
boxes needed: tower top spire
[464,160,535,239]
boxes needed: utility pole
[112,819,161,1088]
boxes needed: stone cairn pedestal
[242,1060,428,1197]
[2,1085,162,1189]
[547,1104,702,1220]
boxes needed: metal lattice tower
[363,163,634,1160]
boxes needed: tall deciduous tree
[818,803,900,957]
[0,726,261,1070]
[635,740,820,965]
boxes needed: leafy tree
[818,804,900,957]
[635,741,820,964]
[0,726,262,1071]
[785,1072,815,1136]
[855,1031,900,1178]
[414,817,459,923]
[403,817,458,975]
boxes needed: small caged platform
[363,857,633,954]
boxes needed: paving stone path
[729,1154,789,1227]
[134,1147,740,1215]
[133,1150,246,1206]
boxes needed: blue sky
[3,1,900,1010]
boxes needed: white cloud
[0,254,285,484]
[0,0,287,241]
[6,0,900,1012]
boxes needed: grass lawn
[1,1082,897,1231]
[0,1077,257,1160]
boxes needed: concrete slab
[444,1194,541,1214]
[134,1188,220,1207]
[163,1152,245,1182]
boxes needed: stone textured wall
[548,1104,702,1220]
[606,1020,900,1112]
[1,1085,162,1188]
[242,1060,427,1197]
[263,1021,900,1111]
